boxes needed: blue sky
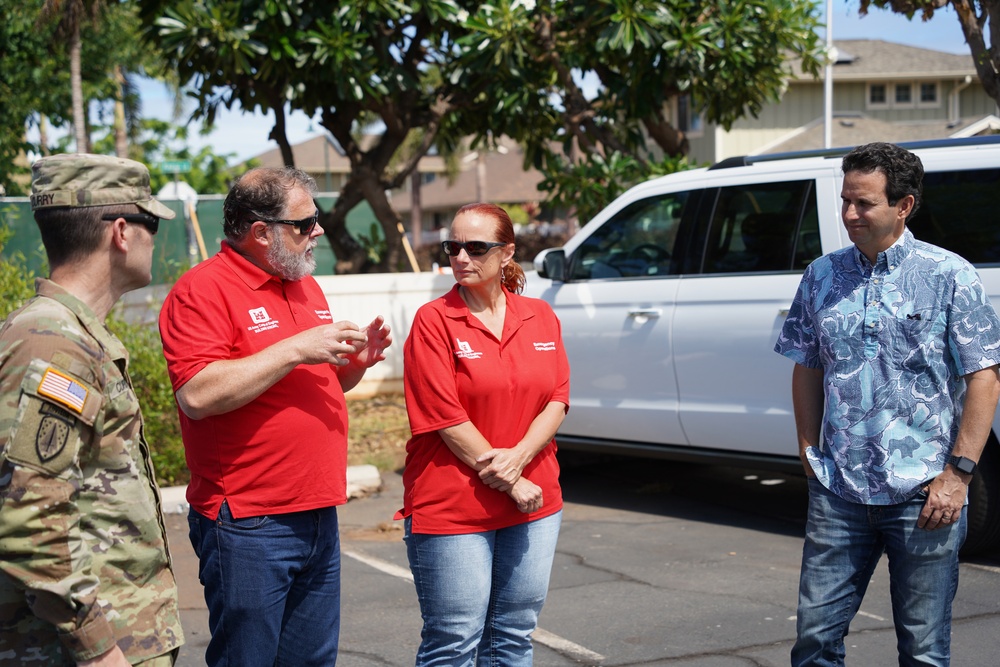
[140,1,973,164]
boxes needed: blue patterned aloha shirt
[775,229,1000,505]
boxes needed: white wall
[119,272,455,397]
[314,271,457,396]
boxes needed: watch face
[951,456,976,474]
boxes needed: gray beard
[267,235,317,281]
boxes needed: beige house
[252,133,449,195]
[390,136,546,245]
[687,39,1000,163]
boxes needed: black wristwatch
[948,455,977,476]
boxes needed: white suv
[527,136,1000,555]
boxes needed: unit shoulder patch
[4,361,101,475]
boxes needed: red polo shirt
[159,242,348,520]
[400,285,569,534]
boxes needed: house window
[895,83,912,105]
[869,83,887,107]
[677,94,704,138]
[867,81,941,110]
[918,82,940,108]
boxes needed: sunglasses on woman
[441,240,507,257]
[261,212,320,236]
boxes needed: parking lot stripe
[342,549,607,663]
[533,628,607,663]
[856,610,888,622]
[343,548,414,581]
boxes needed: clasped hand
[476,448,528,491]
[477,448,540,513]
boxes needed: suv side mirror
[534,248,567,281]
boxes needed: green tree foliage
[859,1,1000,108]
[0,0,63,194]
[0,0,173,193]
[91,118,254,194]
[136,0,822,271]
[40,0,108,152]
[540,152,696,226]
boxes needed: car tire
[961,435,1000,557]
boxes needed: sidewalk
[159,465,389,666]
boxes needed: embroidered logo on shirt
[533,341,556,351]
[454,338,483,359]
[37,368,88,413]
[247,307,280,333]
[315,309,333,321]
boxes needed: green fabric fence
[1,195,380,284]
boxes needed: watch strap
[948,455,977,475]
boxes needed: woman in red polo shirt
[400,202,569,666]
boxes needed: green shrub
[107,316,188,487]
[0,224,36,321]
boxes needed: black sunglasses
[441,240,508,257]
[261,212,320,236]
[102,213,159,235]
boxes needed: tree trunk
[642,114,689,158]
[949,0,1000,105]
[39,115,50,156]
[410,169,423,250]
[113,65,128,158]
[324,182,371,275]
[476,151,487,202]
[358,172,405,272]
[70,24,88,153]
[268,100,296,167]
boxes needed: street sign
[160,159,192,174]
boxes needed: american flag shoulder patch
[37,368,89,414]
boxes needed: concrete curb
[158,464,384,515]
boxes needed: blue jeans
[404,511,562,667]
[792,478,965,667]
[188,501,341,667]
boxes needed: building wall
[694,78,999,163]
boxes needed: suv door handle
[628,308,662,319]
[779,307,791,316]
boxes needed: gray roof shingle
[789,39,975,80]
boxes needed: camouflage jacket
[0,279,183,664]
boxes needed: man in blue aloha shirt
[775,142,1000,667]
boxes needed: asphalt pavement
[163,459,1000,666]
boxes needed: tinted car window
[569,192,688,280]
[701,181,819,274]
[908,168,1000,266]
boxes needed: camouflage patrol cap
[30,153,175,219]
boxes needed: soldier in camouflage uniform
[0,154,184,666]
